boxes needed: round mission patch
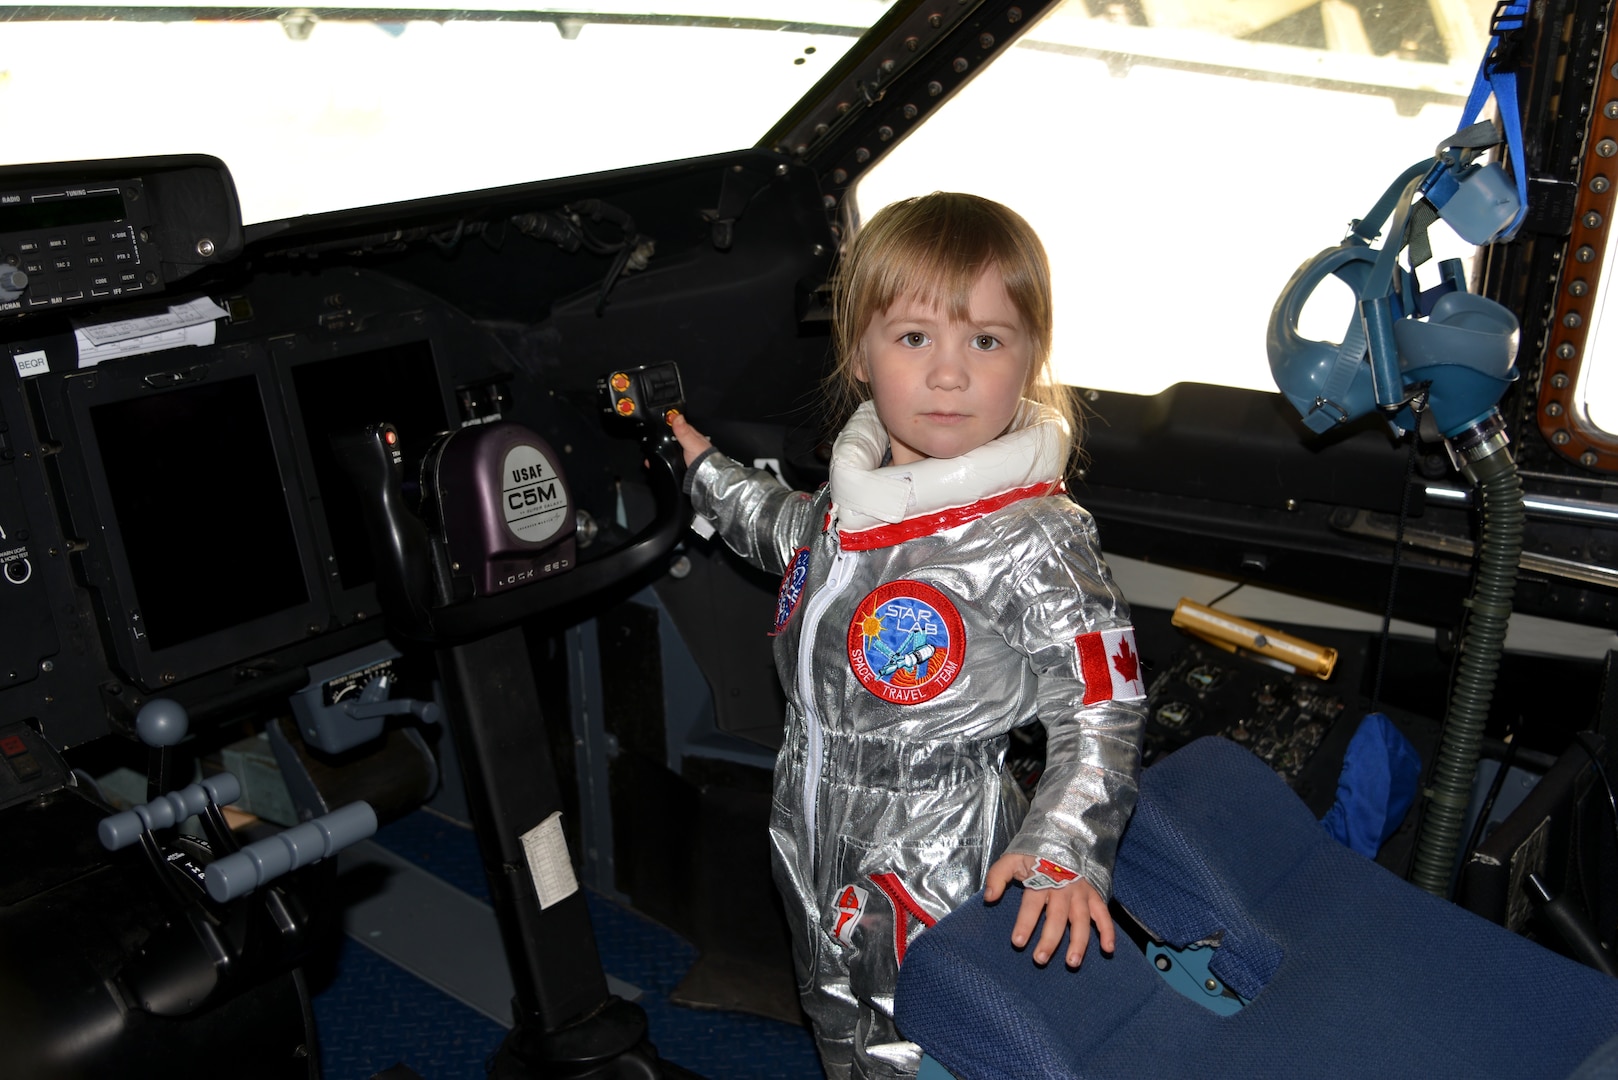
[846,579,965,704]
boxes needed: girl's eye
[902,331,929,347]
[973,334,1001,351]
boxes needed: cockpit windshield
[1,2,893,223]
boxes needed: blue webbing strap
[1422,0,1529,238]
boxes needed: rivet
[927,80,944,97]
[196,238,215,258]
[1285,498,1299,511]
[838,101,851,114]
[1008,6,1023,23]
[813,244,826,256]
[1552,372,1571,388]
[1581,451,1600,466]
[1564,311,1583,328]
[855,147,871,163]
[1606,101,1618,120]
[1597,138,1618,158]
[823,194,838,209]
[1576,245,1597,262]
[1593,176,1612,194]
[814,123,829,136]
[776,162,790,176]
[1571,278,1591,296]
[832,168,848,185]
[880,58,896,74]
[979,32,996,49]
[903,103,918,120]
[1204,978,1219,992]
[878,125,894,142]
[929,12,944,28]
[1584,211,1604,230]
[904,35,920,52]
[161,671,177,684]
[1557,342,1577,360]
[1553,430,1572,445]
[953,56,969,73]
[794,143,808,156]
[1547,401,1565,417]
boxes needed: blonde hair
[826,192,1081,455]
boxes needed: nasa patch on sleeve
[847,580,964,705]
[770,547,811,636]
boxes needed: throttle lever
[332,422,436,634]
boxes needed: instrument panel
[0,156,572,748]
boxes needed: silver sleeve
[687,450,821,576]
[995,506,1145,900]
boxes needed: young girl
[670,192,1145,1080]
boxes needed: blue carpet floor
[310,809,823,1079]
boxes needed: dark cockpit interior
[2,2,1618,1078]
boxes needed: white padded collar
[828,400,1068,533]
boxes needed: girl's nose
[928,344,969,390]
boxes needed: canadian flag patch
[1022,858,1080,891]
[1075,626,1146,704]
[832,883,868,945]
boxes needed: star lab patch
[1075,626,1147,704]
[770,547,811,636]
[847,580,965,705]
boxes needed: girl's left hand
[983,852,1115,968]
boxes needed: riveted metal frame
[761,0,1063,219]
[1537,16,1618,470]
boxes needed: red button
[0,734,27,757]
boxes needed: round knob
[135,698,189,748]
[0,265,28,302]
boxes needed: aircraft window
[2,2,889,224]
[854,0,1489,398]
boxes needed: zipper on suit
[796,544,852,853]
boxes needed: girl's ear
[852,347,870,384]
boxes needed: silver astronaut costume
[687,402,1145,1079]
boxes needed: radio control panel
[0,179,159,314]
[0,156,243,323]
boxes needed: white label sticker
[520,811,579,910]
[501,443,568,545]
[13,350,48,378]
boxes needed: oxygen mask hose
[1408,419,1525,897]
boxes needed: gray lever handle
[204,801,378,902]
[98,773,243,851]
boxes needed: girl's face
[855,267,1033,465]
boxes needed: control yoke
[334,362,688,645]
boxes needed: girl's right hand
[668,410,712,467]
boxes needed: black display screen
[290,339,449,591]
[0,190,127,233]
[90,374,309,651]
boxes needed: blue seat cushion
[894,737,1618,1080]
